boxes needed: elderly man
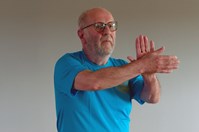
[54,7,179,132]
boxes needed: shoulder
[55,51,85,68]
[57,51,84,63]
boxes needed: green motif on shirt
[116,82,130,93]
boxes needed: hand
[128,35,180,74]
[127,35,157,61]
[128,35,157,77]
[136,35,155,59]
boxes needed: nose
[102,25,111,35]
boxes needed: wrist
[135,59,146,75]
[142,73,157,81]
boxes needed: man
[54,7,179,132]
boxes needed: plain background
[0,0,199,132]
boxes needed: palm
[136,35,154,59]
[135,35,156,77]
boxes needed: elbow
[74,71,103,91]
[141,93,160,104]
[149,97,160,104]
[147,95,160,104]
[75,81,102,91]
[77,79,102,91]
[92,86,100,91]
[91,80,102,91]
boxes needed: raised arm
[74,60,143,91]
[128,35,179,103]
[74,35,179,98]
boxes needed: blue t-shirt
[54,51,144,132]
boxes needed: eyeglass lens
[95,22,117,32]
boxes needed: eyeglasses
[81,21,118,32]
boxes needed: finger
[127,56,135,62]
[159,55,179,63]
[144,36,149,52]
[158,69,173,73]
[154,64,177,73]
[161,56,180,68]
[153,46,165,55]
[156,56,180,71]
[158,65,178,73]
[136,37,141,55]
[139,35,145,53]
[150,40,155,52]
[159,62,179,69]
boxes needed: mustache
[101,36,113,43]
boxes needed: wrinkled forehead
[79,8,115,27]
[87,8,114,21]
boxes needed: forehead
[86,9,114,23]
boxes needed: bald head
[78,7,114,29]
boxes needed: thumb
[127,56,135,62]
[153,46,165,55]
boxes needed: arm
[141,74,160,103]
[128,35,179,103]
[137,35,160,103]
[75,35,179,94]
[74,60,143,91]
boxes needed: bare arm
[74,35,179,101]
[135,35,161,103]
[74,60,143,91]
[141,74,160,103]
[129,35,179,103]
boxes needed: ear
[77,29,84,39]
[77,29,86,45]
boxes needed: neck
[84,50,110,65]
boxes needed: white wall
[0,0,199,132]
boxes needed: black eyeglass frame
[80,21,118,32]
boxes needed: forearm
[74,61,142,91]
[140,74,161,103]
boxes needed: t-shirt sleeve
[129,75,145,105]
[54,54,87,96]
[111,58,145,104]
